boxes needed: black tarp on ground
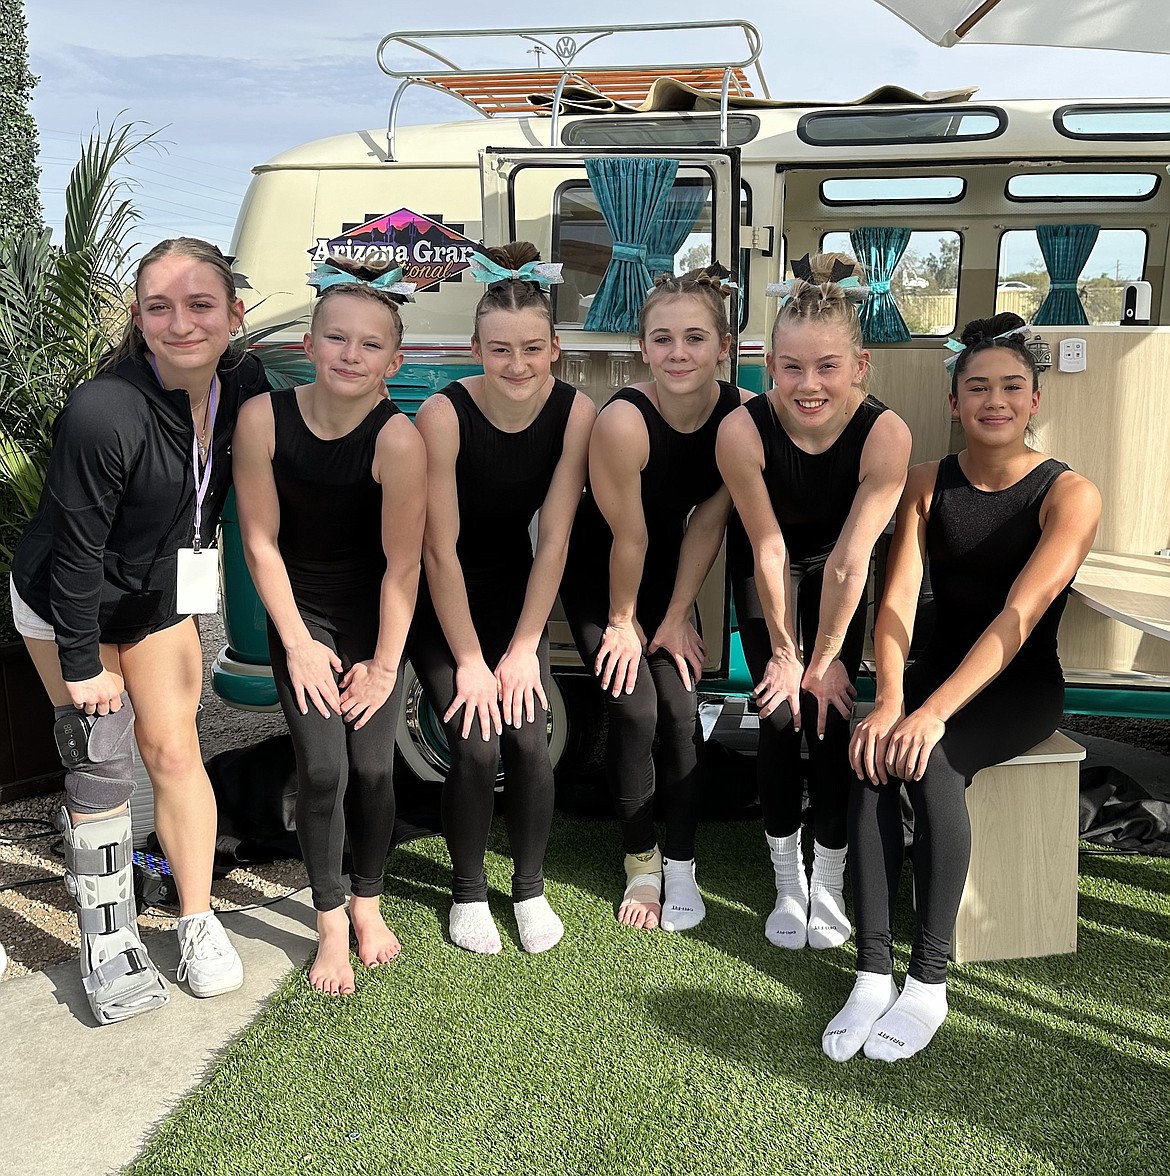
[1073,731,1170,856]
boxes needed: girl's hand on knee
[753,650,803,726]
[648,613,706,692]
[595,621,644,698]
[445,658,503,741]
[801,660,858,740]
[494,648,547,729]
[849,702,903,785]
[286,640,343,718]
[339,661,397,730]
[885,709,946,782]
[65,670,126,717]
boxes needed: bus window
[551,177,751,330]
[995,229,1148,323]
[821,229,961,337]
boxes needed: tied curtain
[849,226,912,344]
[1033,224,1099,326]
[583,158,698,334]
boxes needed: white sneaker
[177,912,244,997]
[0,942,8,979]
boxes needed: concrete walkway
[0,888,317,1176]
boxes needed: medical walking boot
[61,807,169,1025]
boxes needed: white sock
[514,895,564,954]
[660,858,706,932]
[864,975,949,1061]
[177,910,214,930]
[807,842,851,950]
[822,971,899,1062]
[765,832,808,949]
[448,901,502,955]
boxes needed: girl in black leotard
[826,313,1100,1062]
[717,253,910,953]
[561,267,749,933]
[234,260,426,995]
[411,242,595,956]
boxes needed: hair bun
[960,311,1027,348]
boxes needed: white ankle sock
[448,901,502,955]
[807,842,851,950]
[660,858,705,931]
[514,895,564,954]
[765,832,808,949]
[864,975,949,1061]
[822,971,899,1062]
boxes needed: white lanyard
[149,357,219,553]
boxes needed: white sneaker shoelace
[177,913,235,983]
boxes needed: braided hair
[638,262,734,340]
[770,252,866,357]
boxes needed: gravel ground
[2,614,1167,981]
[0,615,305,981]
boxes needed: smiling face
[639,294,731,398]
[304,293,404,400]
[132,254,244,388]
[471,307,559,406]
[951,346,1040,445]
[767,320,869,432]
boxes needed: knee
[134,722,201,786]
[448,729,501,781]
[604,683,657,741]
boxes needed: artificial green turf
[127,819,1170,1176]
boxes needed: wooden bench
[951,731,1086,964]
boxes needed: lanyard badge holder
[175,374,221,615]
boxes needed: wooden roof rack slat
[376,22,767,160]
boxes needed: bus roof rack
[376,22,767,161]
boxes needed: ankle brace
[60,807,168,1025]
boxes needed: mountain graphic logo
[309,210,478,292]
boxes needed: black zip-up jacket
[11,349,271,681]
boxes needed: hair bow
[307,263,417,302]
[943,324,1035,372]
[469,253,563,289]
[766,280,796,307]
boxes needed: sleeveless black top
[565,380,741,633]
[748,392,887,570]
[439,378,576,600]
[271,389,399,615]
[921,453,1070,683]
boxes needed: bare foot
[617,896,661,930]
[349,895,401,967]
[308,907,355,996]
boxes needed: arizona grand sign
[308,209,479,292]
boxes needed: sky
[27,0,1170,257]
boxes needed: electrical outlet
[1058,337,1087,373]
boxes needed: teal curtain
[583,157,679,334]
[1033,223,1099,326]
[849,226,912,343]
[645,182,708,277]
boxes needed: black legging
[849,661,1065,984]
[734,563,868,849]
[562,592,703,861]
[269,613,404,913]
[408,597,554,904]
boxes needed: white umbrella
[874,0,1170,56]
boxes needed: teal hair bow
[469,252,563,289]
[307,263,416,302]
[943,324,1034,373]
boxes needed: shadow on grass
[647,982,1169,1174]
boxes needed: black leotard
[732,393,889,847]
[564,380,742,635]
[267,388,402,913]
[851,453,1072,984]
[410,378,576,905]
[560,380,741,861]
